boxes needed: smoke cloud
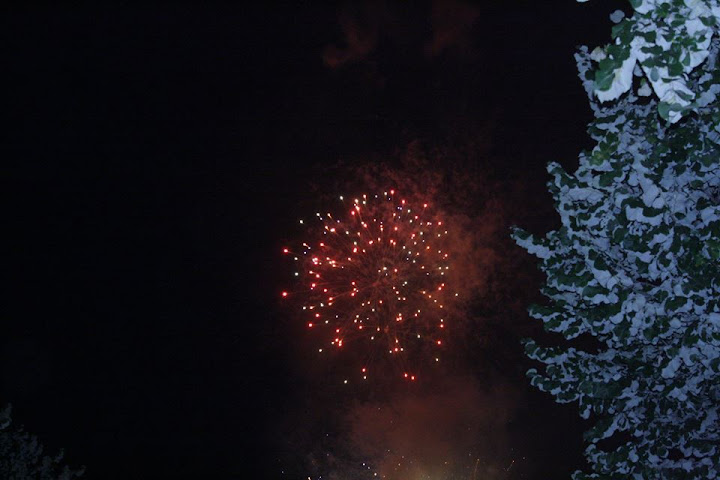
[345,375,517,479]
[323,0,482,69]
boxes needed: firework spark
[282,191,460,380]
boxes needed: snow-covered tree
[514,1,719,478]
[0,404,85,480]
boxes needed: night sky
[5,1,628,479]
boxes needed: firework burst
[282,190,460,381]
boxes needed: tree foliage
[0,405,84,480]
[514,1,719,478]
[584,0,720,123]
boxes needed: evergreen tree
[0,405,84,480]
[514,1,719,478]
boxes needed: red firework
[282,190,459,381]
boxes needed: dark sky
[4,1,626,478]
